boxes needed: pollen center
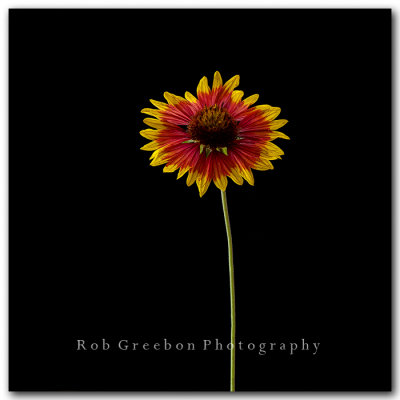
[187,105,239,149]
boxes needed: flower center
[187,105,239,150]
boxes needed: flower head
[140,72,289,197]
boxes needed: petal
[150,99,169,110]
[197,76,211,96]
[141,108,163,118]
[268,119,288,130]
[212,71,223,90]
[212,157,228,191]
[214,174,228,191]
[239,167,254,185]
[228,168,244,185]
[177,166,190,179]
[185,91,198,103]
[262,142,285,160]
[242,94,259,107]
[255,104,272,111]
[196,174,212,197]
[163,164,179,173]
[140,129,160,140]
[143,118,169,129]
[231,90,244,103]
[164,92,186,105]
[266,141,285,154]
[149,149,159,160]
[253,157,274,171]
[223,75,240,93]
[238,109,271,132]
[140,141,161,151]
[255,105,281,121]
[163,143,200,175]
[186,169,198,186]
[150,157,168,166]
[159,105,193,125]
[149,149,169,166]
[268,130,290,140]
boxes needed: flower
[140,72,289,197]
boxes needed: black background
[9,9,391,391]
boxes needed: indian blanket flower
[140,72,289,392]
[140,71,289,197]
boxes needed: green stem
[220,189,236,392]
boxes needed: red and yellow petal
[185,91,197,103]
[268,130,290,140]
[140,129,160,140]
[164,92,186,105]
[186,169,198,187]
[163,164,179,173]
[255,105,281,121]
[268,119,289,130]
[223,75,240,93]
[228,168,244,186]
[212,71,223,90]
[149,99,169,110]
[143,118,171,130]
[197,76,211,106]
[231,90,244,103]
[242,94,259,107]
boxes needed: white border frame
[1,2,397,399]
